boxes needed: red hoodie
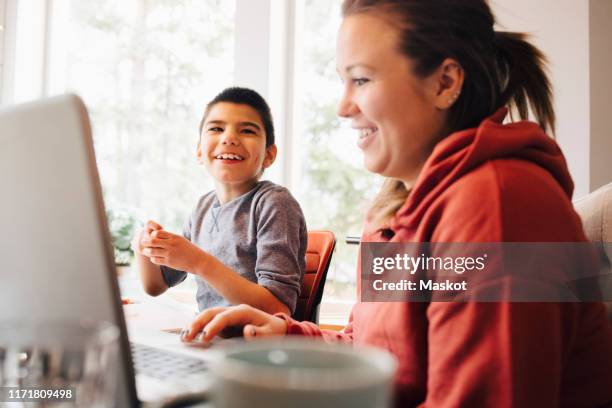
[277,110,612,407]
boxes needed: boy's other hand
[141,230,204,273]
[131,220,163,255]
[145,220,163,235]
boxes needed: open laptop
[0,94,218,406]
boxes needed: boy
[132,87,307,315]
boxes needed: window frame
[0,0,16,104]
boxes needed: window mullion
[233,0,271,97]
[0,0,17,105]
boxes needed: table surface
[118,268,198,333]
[118,267,346,333]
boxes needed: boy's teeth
[216,153,244,160]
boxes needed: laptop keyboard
[130,342,209,380]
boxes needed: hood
[390,108,574,231]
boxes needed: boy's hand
[140,229,205,273]
[131,220,163,255]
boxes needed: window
[2,0,374,323]
[46,0,236,233]
[4,0,236,299]
[294,0,382,323]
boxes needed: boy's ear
[262,144,277,169]
[196,142,205,164]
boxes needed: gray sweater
[160,181,307,313]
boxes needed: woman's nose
[336,90,358,118]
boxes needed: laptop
[0,94,218,406]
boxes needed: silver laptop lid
[0,94,138,407]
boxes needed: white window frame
[0,0,51,105]
[0,0,17,105]
[232,0,302,189]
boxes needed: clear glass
[296,0,383,320]
[0,321,119,407]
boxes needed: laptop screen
[0,94,138,407]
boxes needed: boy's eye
[241,128,257,134]
[207,127,223,133]
[352,78,369,86]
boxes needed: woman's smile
[356,127,378,150]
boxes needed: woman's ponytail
[494,31,556,135]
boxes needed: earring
[448,91,460,107]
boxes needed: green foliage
[106,206,139,265]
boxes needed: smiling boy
[132,87,307,315]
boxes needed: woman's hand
[182,304,289,343]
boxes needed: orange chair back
[294,230,336,323]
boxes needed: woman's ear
[433,58,465,110]
[262,144,278,169]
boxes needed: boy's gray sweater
[161,181,307,313]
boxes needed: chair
[294,230,336,323]
[574,182,612,320]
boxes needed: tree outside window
[48,0,235,236]
[297,0,382,319]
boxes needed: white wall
[589,0,612,193]
[492,0,611,198]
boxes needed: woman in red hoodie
[184,0,612,406]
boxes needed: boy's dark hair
[199,87,275,147]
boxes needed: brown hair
[341,0,556,229]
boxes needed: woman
[183,1,612,406]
